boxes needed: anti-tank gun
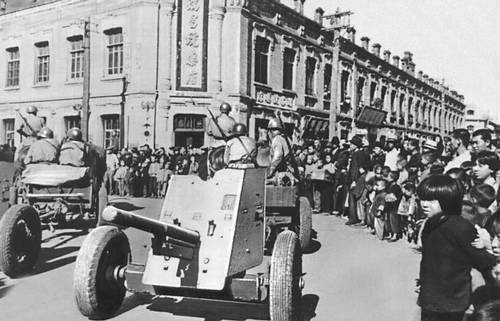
[73,167,304,321]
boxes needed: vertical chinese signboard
[176,0,208,91]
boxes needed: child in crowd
[381,166,391,180]
[370,178,388,240]
[416,175,497,321]
[113,160,128,197]
[386,171,403,241]
[396,158,409,185]
[397,181,417,239]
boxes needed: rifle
[206,107,228,141]
[273,111,300,179]
[16,110,35,138]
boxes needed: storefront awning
[356,106,387,127]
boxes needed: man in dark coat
[346,136,371,225]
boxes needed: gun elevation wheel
[74,226,130,319]
[269,230,302,321]
[0,204,41,278]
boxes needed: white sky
[302,0,500,121]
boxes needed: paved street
[0,197,422,321]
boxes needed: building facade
[0,0,466,150]
[464,108,499,135]
[333,28,466,142]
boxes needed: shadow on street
[0,276,13,299]
[301,294,320,321]
[35,230,87,275]
[147,296,269,321]
[109,201,145,211]
[303,240,322,255]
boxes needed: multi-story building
[333,28,466,142]
[464,108,499,135]
[0,0,466,150]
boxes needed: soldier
[59,127,87,167]
[267,118,291,179]
[17,106,45,147]
[207,102,236,147]
[224,123,257,165]
[24,127,59,165]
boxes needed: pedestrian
[370,177,388,239]
[416,175,497,321]
[148,156,160,197]
[346,135,371,225]
[397,181,417,240]
[105,147,119,195]
[113,160,128,197]
[385,171,403,241]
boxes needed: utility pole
[120,76,129,149]
[81,18,91,141]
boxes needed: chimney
[423,74,429,83]
[383,50,391,62]
[371,43,381,57]
[294,0,305,15]
[314,7,324,25]
[403,51,413,60]
[360,36,370,50]
[417,71,423,80]
[392,55,400,68]
[346,27,356,43]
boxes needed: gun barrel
[102,206,199,245]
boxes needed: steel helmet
[219,102,232,114]
[38,127,54,139]
[26,106,38,114]
[267,118,283,130]
[232,123,247,136]
[67,127,83,141]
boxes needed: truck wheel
[73,226,130,319]
[298,196,312,251]
[0,204,41,278]
[269,230,302,321]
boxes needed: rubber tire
[0,204,41,278]
[269,230,302,321]
[73,226,130,319]
[8,186,17,207]
[97,182,108,226]
[298,196,312,251]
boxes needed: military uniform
[207,113,236,147]
[268,134,290,177]
[59,140,87,167]
[19,113,45,146]
[224,136,257,165]
[24,138,59,164]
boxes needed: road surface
[0,196,422,321]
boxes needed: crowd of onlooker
[291,128,500,321]
[104,144,204,198]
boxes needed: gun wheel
[0,204,41,278]
[74,226,130,319]
[269,230,302,321]
[298,196,312,251]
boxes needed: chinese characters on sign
[255,87,295,109]
[177,0,207,90]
